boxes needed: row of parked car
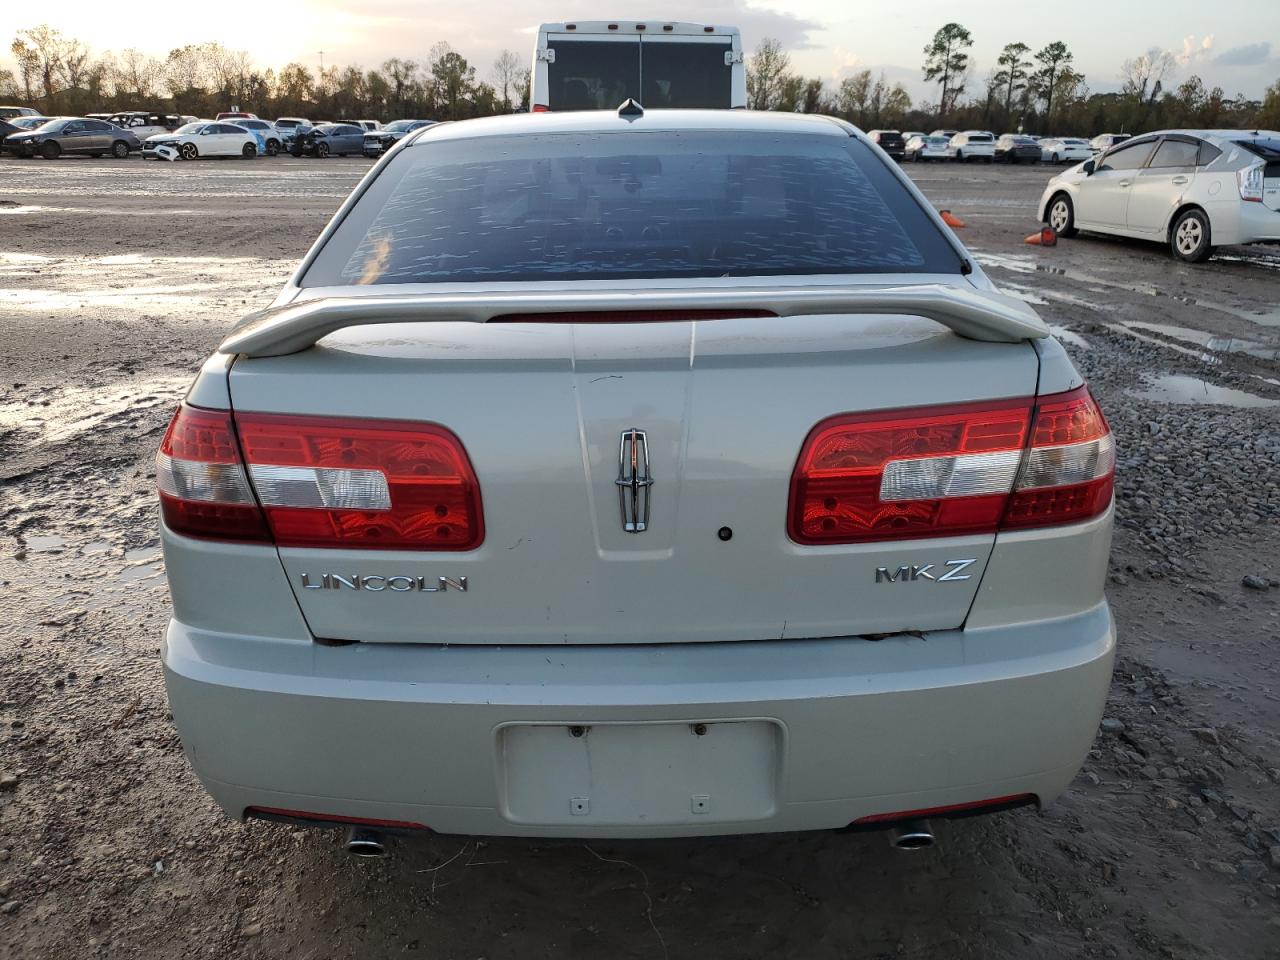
[0,108,437,161]
[868,129,1130,165]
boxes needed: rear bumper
[163,602,1115,838]
[1234,201,1280,244]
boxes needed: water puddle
[0,252,288,314]
[119,547,164,583]
[25,534,67,553]
[1132,374,1280,408]
[1106,322,1280,365]
[0,375,188,444]
[973,250,1280,327]
[1048,325,1091,350]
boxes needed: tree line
[3,26,529,121]
[4,22,1278,134]
[749,23,1280,135]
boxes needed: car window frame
[1097,137,1157,173]
[1146,136,1201,171]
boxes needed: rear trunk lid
[228,313,1040,644]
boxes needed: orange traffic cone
[1024,225,1058,246]
[939,209,966,228]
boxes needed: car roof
[1139,128,1280,144]
[410,109,850,146]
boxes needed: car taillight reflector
[235,412,484,550]
[788,386,1113,544]
[156,405,271,542]
[1238,163,1264,203]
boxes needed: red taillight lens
[156,405,271,542]
[235,413,484,550]
[789,397,1033,544]
[532,103,549,113]
[788,386,1113,544]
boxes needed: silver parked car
[1039,129,1280,262]
[3,117,141,159]
[159,108,1115,852]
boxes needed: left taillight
[157,405,484,550]
[156,405,271,542]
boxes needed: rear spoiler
[219,284,1049,358]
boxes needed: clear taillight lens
[788,386,1113,544]
[1238,163,1265,203]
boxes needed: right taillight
[788,386,1113,544]
[157,405,484,550]
[1002,386,1114,529]
[1238,163,1265,203]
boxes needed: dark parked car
[362,119,435,157]
[291,123,364,158]
[867,129,906,161]
[3,117,141,159]
[0,118,23,149]
[995,134,1043,164]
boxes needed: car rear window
[1237,138,1280,160]
[302,130,965,287]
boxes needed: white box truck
[531,21,746,111]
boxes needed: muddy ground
[0,155,1277,960]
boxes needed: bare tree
[12,25,72,104]
[517,66,531,110]
[382,57,418,115]
[492,49,521,110]
[1121,47,1176,104]
[746,38,791,110]
[116,48,161,99]
[834,70,872,124]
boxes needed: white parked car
[904,134,950,162]
[1089,133,1129,153]
[532,21,746,111]
[1040,138,1093,164]
[947,131,995,162]
[142,121,260,161]
[158,106,1115,853]
[1038,129,1280,262]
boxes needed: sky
[4,0,1278,101]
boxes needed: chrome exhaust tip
[888,819,935,850]
[345,826,388,858]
